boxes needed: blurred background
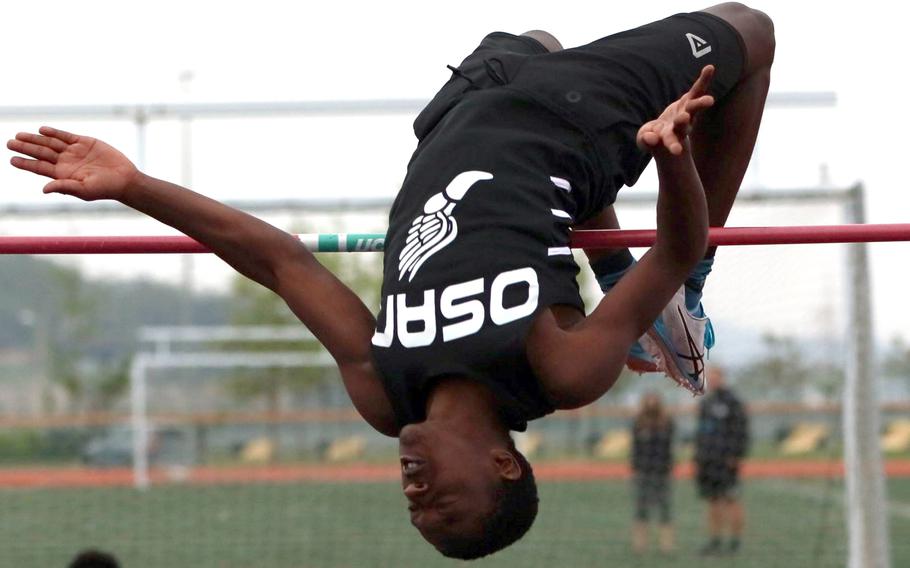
[0,1,907,567]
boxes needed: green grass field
[0,478,907,568]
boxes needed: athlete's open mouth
[400,456,426,476]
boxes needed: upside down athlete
[8,2,774,559]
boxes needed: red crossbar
[571,224,910,249]
[0,224,908,254]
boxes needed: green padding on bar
[346,234,385,252]
[317,234,339,253]
[313,234,385,252]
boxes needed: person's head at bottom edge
[401,422,539,560]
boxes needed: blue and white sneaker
[598,258,715,384]
[639,286,715,395]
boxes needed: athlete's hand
[7,126,139,201]
[637,65,716,156]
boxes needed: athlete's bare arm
[7,128,399,436]
[532,66,716,409]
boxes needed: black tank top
[371,89,603,431]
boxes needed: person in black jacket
[695,366,749,554]
[630,392,676,553]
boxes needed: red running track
[1,460,908,488]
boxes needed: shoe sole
[640,328,706,395]
[626,356,659,374]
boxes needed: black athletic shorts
[415,11,746,206]
[696,460,742,499]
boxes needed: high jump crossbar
[0,224,908,254]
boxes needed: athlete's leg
[684,3,774,323]
[577,208,657,371]
[577,208,637,288]
[575,4,775,385]
[577,208,637,296]
[576,206,622,264]
[692,2,775,234]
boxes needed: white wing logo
[398,170,493,282]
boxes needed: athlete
[7,2,774,559]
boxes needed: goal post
[130,326,335,489]
[843,183,891,568]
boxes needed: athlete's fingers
[689,65,715,97]
[640,131,660,146]
[660,127,682,155]
[7,139,59,163]
[636,127,661,151]
[15,132,69,153]
[693,65,715,93]
[672,117,692,144]
[9,156,56,178]
[38,126,79,144]
[43,179,83,195]
[686,95,715,114]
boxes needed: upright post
[129,356,150,490]
[842,182,890,568]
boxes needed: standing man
[695,366,749,555]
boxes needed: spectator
[695,366,749,555]
[630,392,675,553]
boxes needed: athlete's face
[398,422,514,548]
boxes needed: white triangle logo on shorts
[686,33,712,58]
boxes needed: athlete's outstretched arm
[533,67,715,409]
[7,127,398,435]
